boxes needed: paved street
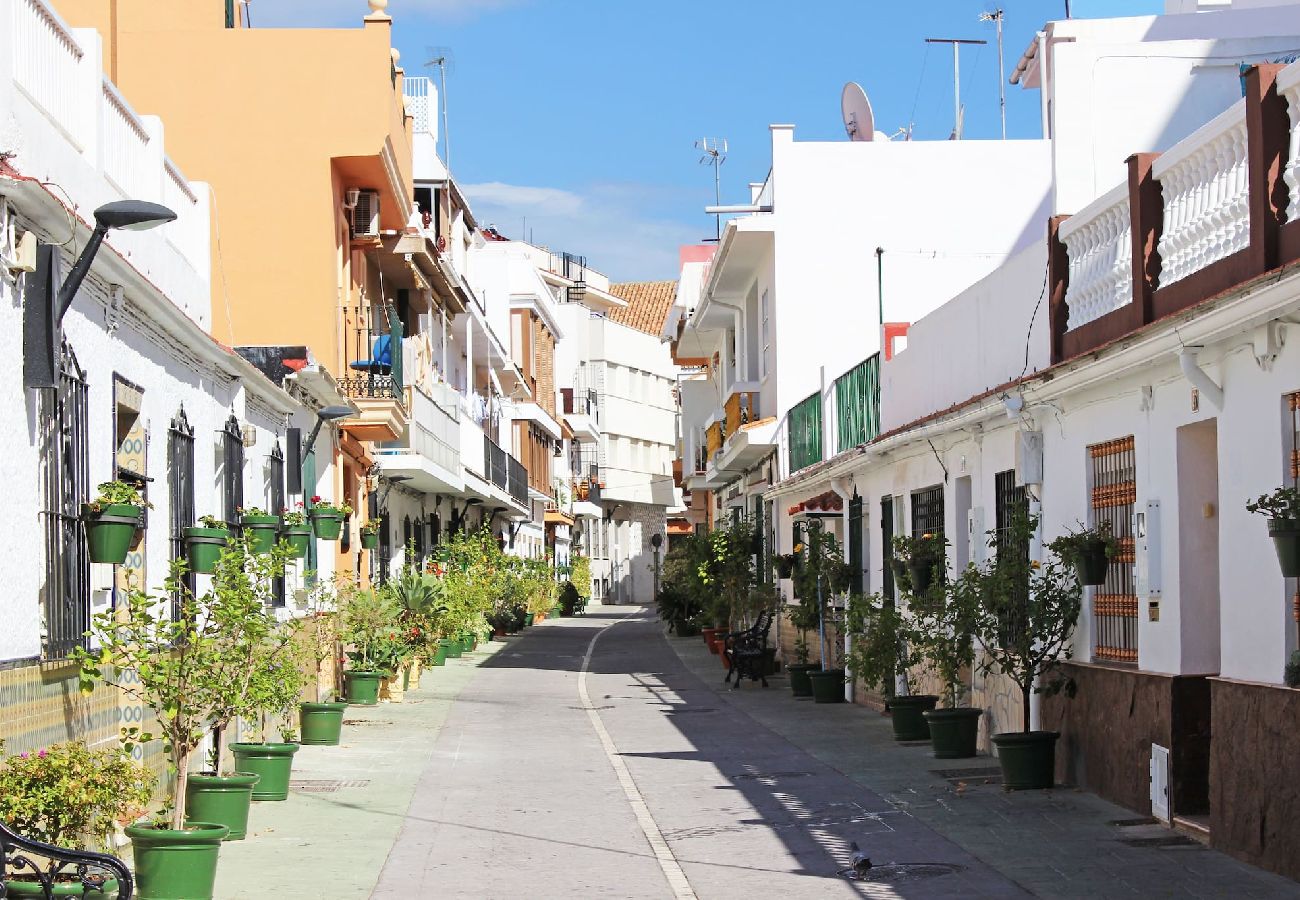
[218,607,1300,899]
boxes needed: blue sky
[253,0,1163,280]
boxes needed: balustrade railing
[1153,99,1249,288]
[1278,64,1300,226]
[1060,183,1132,331]
[100,79,152,201]
[403,75,432,134]
[12,0,85,148]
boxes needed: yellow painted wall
[54,1,413,371]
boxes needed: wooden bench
[722,609,774,689]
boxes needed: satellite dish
[841,82,875,142]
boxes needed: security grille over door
[1090,436,1138,663]
[1291,392,1299,487]
[269,442,285,608]
[168,408,196,620]
[221,415,245,528]
[41,343,90,660]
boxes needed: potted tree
[915,570,982,758]
[794,524,850,702]
[784,596,823,698]
[230,624,306,803]
[0,739,153,897]
[76,554,269,899]
[83,481,147,565]
[1247,486,1300,578]
[339,585,399,705]
[845,593,935,738]
[970,510,1082,790]
[238,506,280,555]
[294,578,349,745]
[279,504,311,559]
[308,496,351,541]
[1047,522,1118,587]
[360,517,382,550]
[185,515,232,575]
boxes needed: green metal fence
[835,353,880,453]
[788,391,822,473]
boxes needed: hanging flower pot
[279,506,311,558]
[83,482,148,565]
[361,527,380,550]
[185,520,231,575]
[239,509,280,555]
[775,554,798,579]
[1267,518,1300,578]
[308,497,350,540]
[1073,538,1111,585]
[906,555,941,595]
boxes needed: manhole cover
[289,779,371,794]
[1119,836,1200,849]
[342,719,393,726]
[838,863,965,883]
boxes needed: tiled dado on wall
[0,661,165,776]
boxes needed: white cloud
[247,0,524,27]
[463,181,699,282]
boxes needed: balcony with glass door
[339,302,409,442]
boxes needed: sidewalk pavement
[664,633,1300,900]
[213,637,504,900]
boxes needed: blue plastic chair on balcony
[349,333,393,376]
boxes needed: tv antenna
[924,37,987,140]
[696,137,727,242]
[424,46,455,177]
[979,9,1007,140]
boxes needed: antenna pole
[713,156,722,242]
[695,137,728,243]
[438,59,451,178]
[925,38,986,141]
[981,10,1007,140]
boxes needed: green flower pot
[787,663,821,698]
[282,526,311,559]
[890,695,939,741]
[439,638,461,660]
[126,822,228,900]
[184,772,259,840]
[2,878,119,897]
[360,531,379,549]
[551,605,564,619]
[992,730,1060,790]
[525,613,536,627]
[240,514,280,555]
[1268,518,1300,578]
[808,668,846,703]
[345,669,384,704]
[923,707,983,759]
[310,511,343,540]
[299,701,347,745]
[458,631,475,652]
[184,526,231,575]
[84,503,141,565]
[230,743,299,802]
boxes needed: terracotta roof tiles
[608,280,677,337]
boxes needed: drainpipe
[1177,348,1223,409]
[831,476,854,703]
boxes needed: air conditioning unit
[351,190,380,237]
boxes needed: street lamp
[301,405,353,475]
[57,201,177,324]
[651,533,663,603]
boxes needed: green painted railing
[835,353,880,453]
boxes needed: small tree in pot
[792,523,850,703]
[969,509,1082,790]
[914,567,982,757]
[783,593,824,697]
[230,620,309,803]
[338,584,400,705]
[293,577,349,745]
[844,593,933,738]
[1246,486,1300,578]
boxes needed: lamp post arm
[56,223,110,324]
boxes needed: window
[40,344,89,660]
[993,469,1029,644]
[168,408,196,620]
[221,415,245,528]
[911,485,944,539]
[760,289,770,379]
[269,442,285,608]
[788,392,822,473]
[1089,437,1137,663]
[835,355,881,453]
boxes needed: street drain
[733,771,813,780]
[342,719,393,726]
[664,707,717,714]
[1119,835,1201,849]
[838,863,965,883]
[289,779,371,793]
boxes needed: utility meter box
[1135,500,1162,600]
[1015,431,1044,486]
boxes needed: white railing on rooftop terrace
[379,384,459,474]
[1060,182,1132,331]
[404,76,432,135]
[1276,63,1300,224]
[12,0,85,147]
[101,79,152,201]
[755,176,773,210]
[1154,99,1249,288]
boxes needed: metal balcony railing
[483,434,529,507]
[508,457,529,506]
[341,305,404,402]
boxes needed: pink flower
[37,749,47,758]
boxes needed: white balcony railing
[11,0,85,148]
[1060,182,1132,331]
[403,75,432,135]
[1277,62,1300,226]
[1153,98,1249,288]
[100,78,153,201]
[378,384,459,475]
